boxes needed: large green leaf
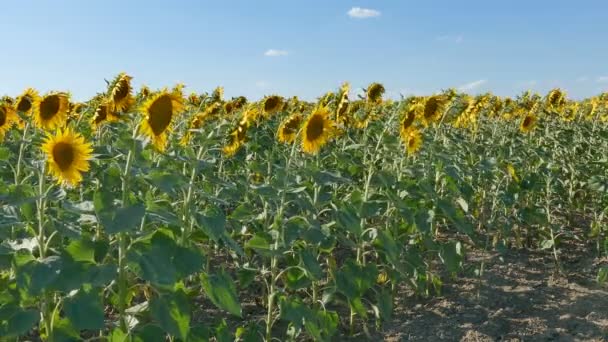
[200,270,242,317]
[150,289,191,340]
[64,287,105,330]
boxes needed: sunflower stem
[14,122,30,185]
[118,139,135,333]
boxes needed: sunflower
[519,113,537,133]
[223,118,249,157]
[562,102,579,122]
[262,95,284,116]
[231,96,248,111]
[91,102,117,129]
[139,85,151,99]
[399,104,421,139]
[33,93,70,130]
[211,86,224,103]
[41,128,93,186]
[403,128,423,155]
[277,113,303,144]
[69,102,84,117]
[422,95,446,126]
[545,88,566,112]
[301,106,335,154]
[188,92,202,107]
[366,83,385,105]
[0,103,18,140]
[139,88,185,151]
[109,73,135,112]
[336,83,350,124]
[15,88,40,115]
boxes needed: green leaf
[335,204,361,236]
[101,202,146,234]
[187,324,211,342]
[150,289,191,340]
[335,259,378,300]
[64,287,105,330]
[200,270,242,317]
[64,238,97,263]
[299,250,323,280]
[133,324,166,342]
[598,267,608,285]
[439,241,464,273]
[174,246,205,278]
[3,308,39,337]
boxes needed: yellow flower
[399,104,421,140]
[139,88,185,151]
[336,82,350,124]
[223,118,249,157]
[422,95,446,126]
[0,103,18,140]
[506,164,520,183]
[139,85,151,98]
[301,106,335,154]
[211,86,224,103]
[33,93,70,130]
[277,113,303,144]
[562,102,579,122]
[366,83,385,105]
[109,73,135,112]
[545,88,566,112]
[262,95,284,116]
[91,102,117,129]
[15,88,40,115]
[519,113,537,133]
[41,128,93,186]
[404,128,423,155]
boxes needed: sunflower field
[0,74,607,341]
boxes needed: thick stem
[118,145,134,332]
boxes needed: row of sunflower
[0,74,606,189]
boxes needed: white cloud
[347,7,381,19]
[255,81,269,88]
[264,49,289,57]
[457,79,487,91]
[436,34,464,44]
[596,76,608,83]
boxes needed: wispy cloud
[436,34,464,44]
[264,49,289,57]
[457,79,487,91]
[576,76,589,82]
[596,76,608,83]
[255,81,269,88]
[347,7,381,19]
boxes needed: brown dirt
[383,244,608,341]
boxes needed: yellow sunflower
[41,128,93,186]
[262,95,284,117]
[0,103,18,141]
[277,113,303,144]
[91,102,118,129]
[109,73,135,112]
[223,119,249,157]
[545,88,566,112]
[519,113,537,133]
[139,85,151,99]
[422,95,446,126]
[33,93,70,130]
[212,86,224,103]
[301,106,335,154]
[400,104,421,140]
[15,88,40,115]
[336,83,351,124]
[188,92,202,107]
[139,88,185,151]
[562,102,579,122]
[366,83,385,105]
[403,128,423,155]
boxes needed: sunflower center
[52,142,75,171]
[284,118,301,134]
[523,116,532,127]
[17,97,32,112]
[94,105,108,124]
[148,95,173,136]
[264,97,281,113]
[40,95,60,120]
[306,115,325,141]
[0,108,6,126]
[402,112,415,130]
[113,80,129,101]
[424,99,439,119]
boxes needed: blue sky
[1,0,607,101]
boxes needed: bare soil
[383,244,608,341]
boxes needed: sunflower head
[188,92,202,107]
[33,93,70,130]
[15,88,40,115]
[520,113,537,133]
[277,113,303,144]
[562,102,579,122]
[545,88,566,111]
[301,106,335,154]
[0,103,18,140]
[223,120,249,157]
[91,102,118,129]
[366,83,385,105]
[400,104,421,139]
[404,128,423,156]
[41,128,93,187]
[139,89,185,151]
[232,96,248,111]
[422,95,447,126]
[139,85,151,99]
[211,86,224,103]
[1,96,14,105]
[262,95,284,116]
[109,73,135,112]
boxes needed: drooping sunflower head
[422,95,446,126]
[562,102,579,122]
[15,88,40,115]
[0,103,18,140]
[109,73,135,112]
[519,113,537,133]
[188,92,202,107]
[301,106,335,154]
[33,93,70,130]
[404,128,423,156]
[400,104,421,140]
[139,89,185,151]
[41,128,93,187]
[91,101,118,129]
[231,96,248,111]
[139,85,151,99]
[277,113,303,144]
[545,88,566,111]
[336,82,351,124]
[366,83,385,105]
[69,102,85,117]
[222,120,249,157]
[262,95,284,116]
